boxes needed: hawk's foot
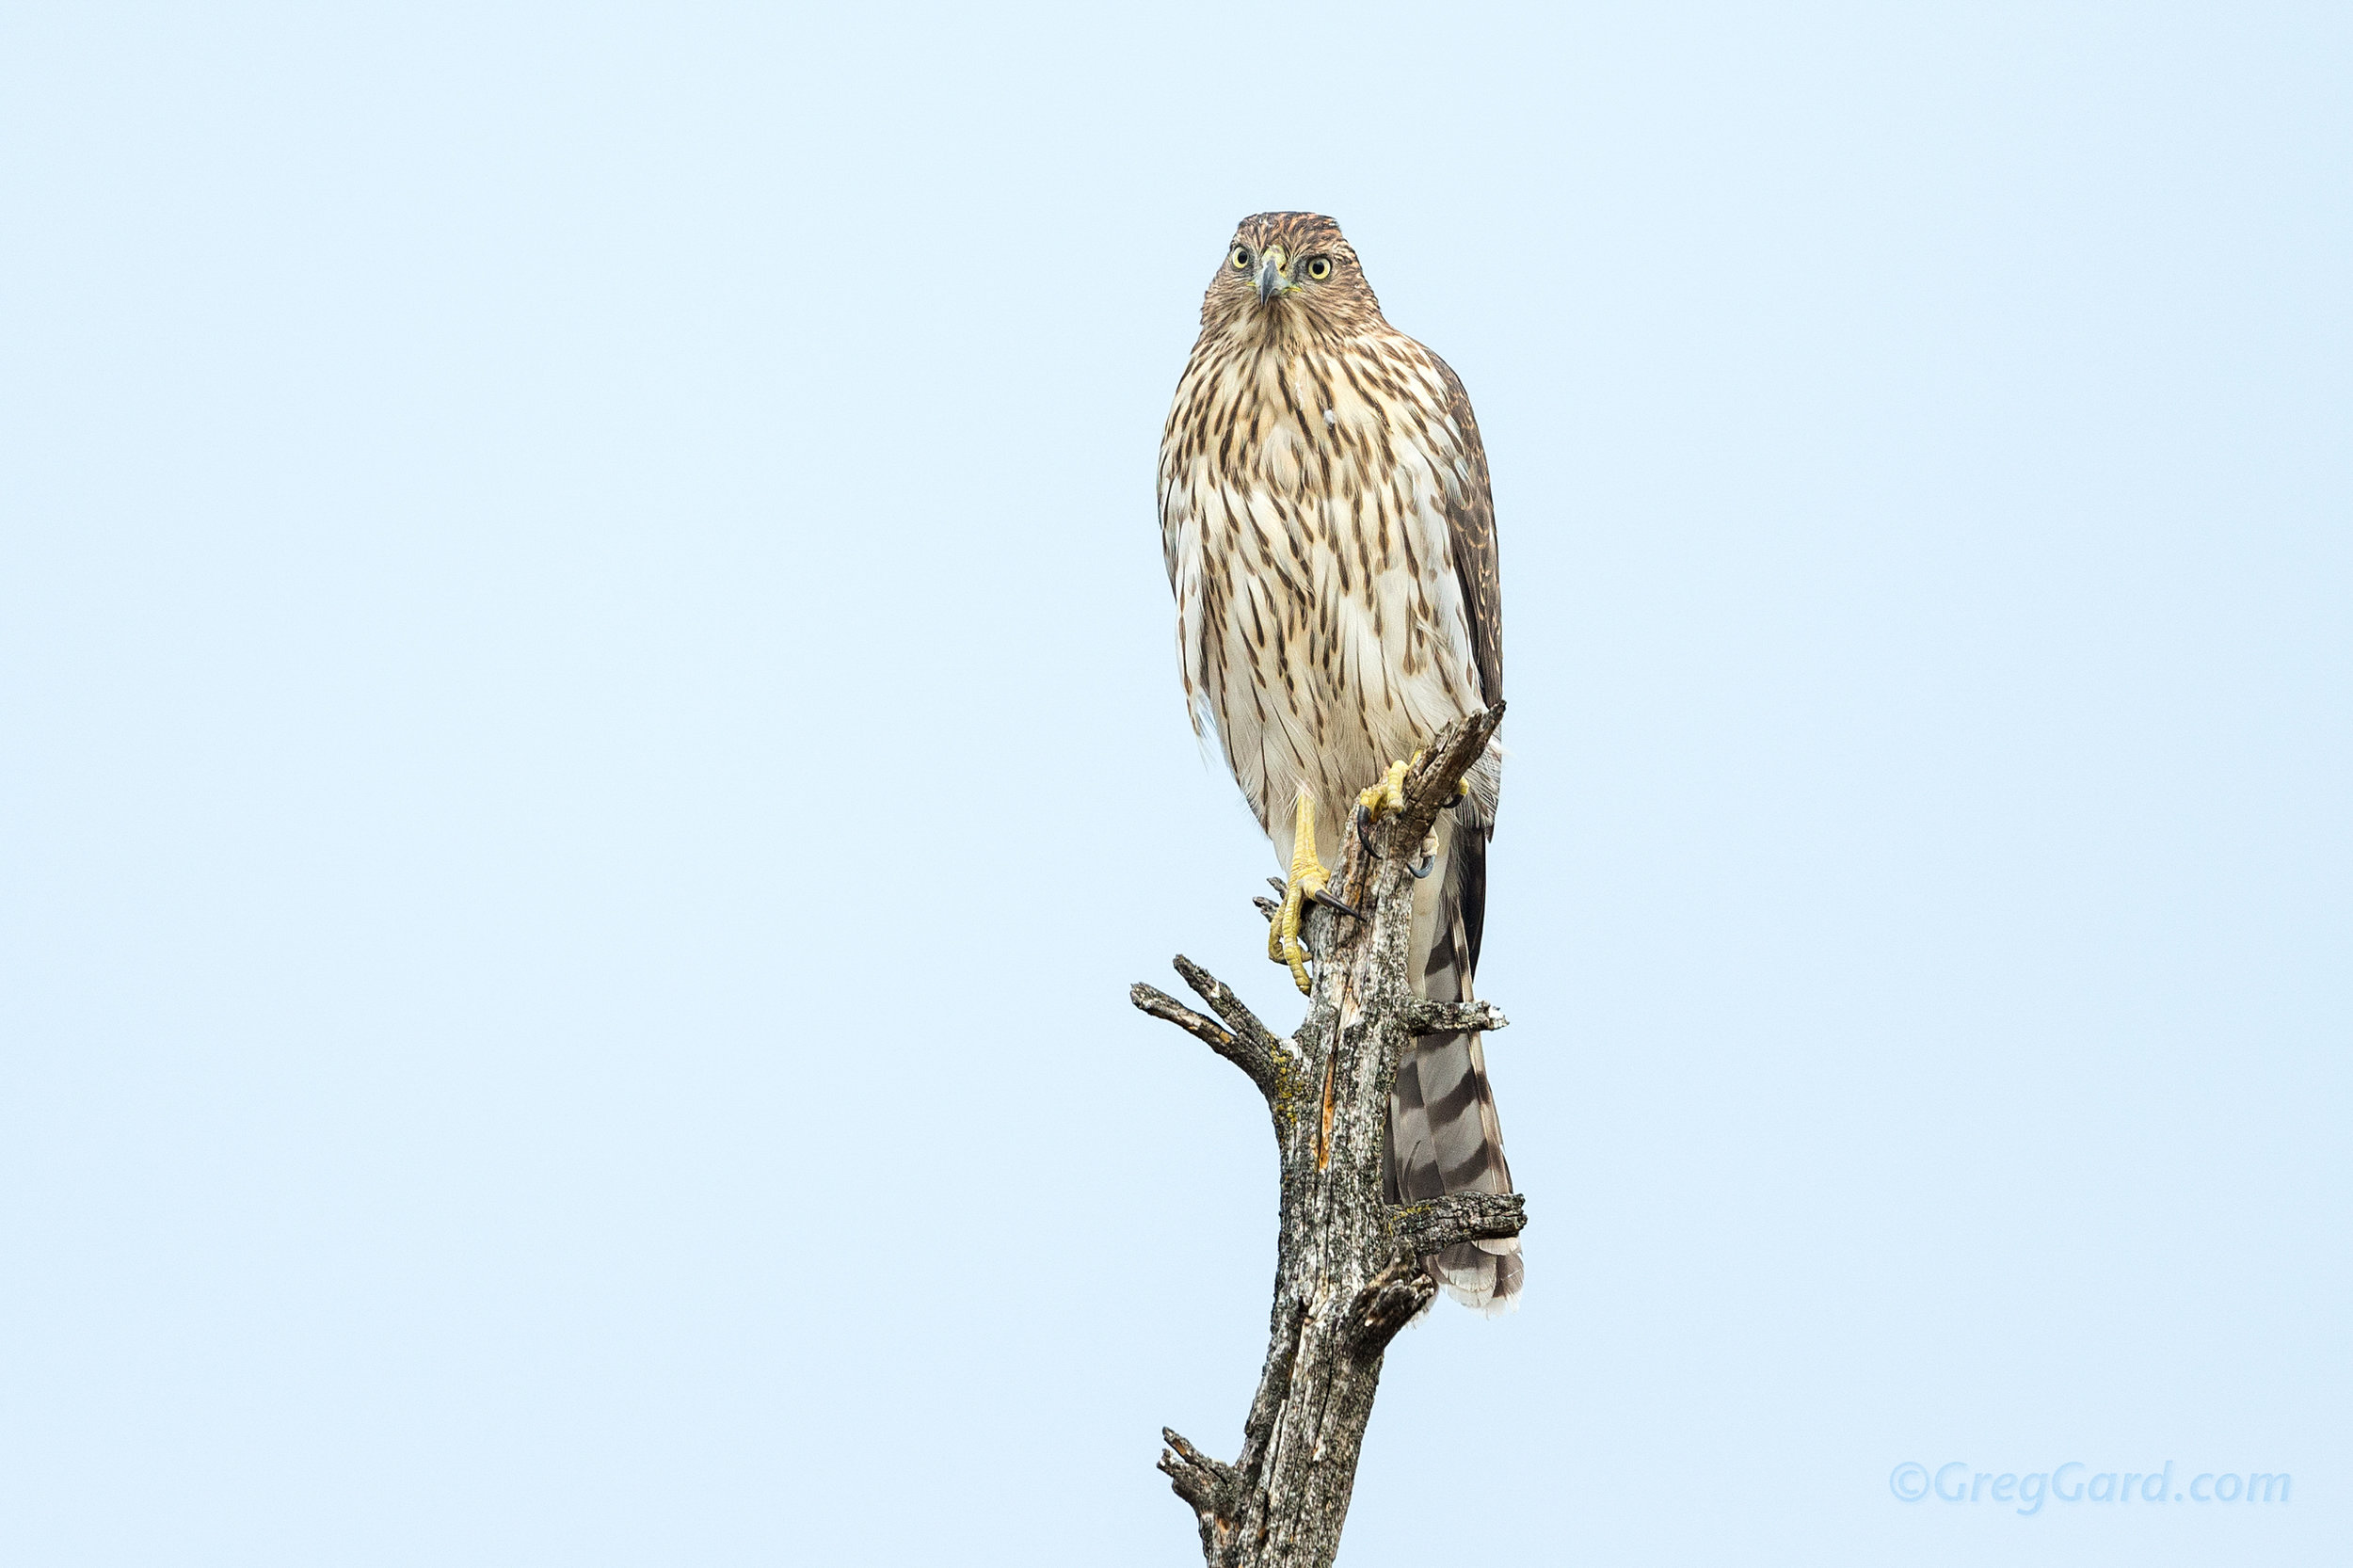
[1352,751,1464,879]
[1268,791,1332,994]
[1356,756,1415,822]
[1354,749,1473,825]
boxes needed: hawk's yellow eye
[1231,247,1254,271]
[1305,256,1332,280]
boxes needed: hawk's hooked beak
[1257,247,1290,305]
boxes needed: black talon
[1408,851,1436,879]
[1353,801,1375,856]
[1311,887,1367,920]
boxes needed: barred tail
[1385,812,1521,1313]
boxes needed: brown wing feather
[1425,350,1500,974]
[1428,351,1502,710]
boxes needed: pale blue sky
[3,4,2347,1564]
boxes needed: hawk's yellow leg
[1268,792,1331,994]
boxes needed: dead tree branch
[1132,703,1526,1568]
[1404,998,1511,1036]
[1388,1192,1528,1257]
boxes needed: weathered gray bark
[1130,704,1526,1568]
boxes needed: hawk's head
[1202,212,1384,338]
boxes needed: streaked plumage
[1158,213,1520,1311]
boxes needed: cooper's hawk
[1159,212,1520,1312]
